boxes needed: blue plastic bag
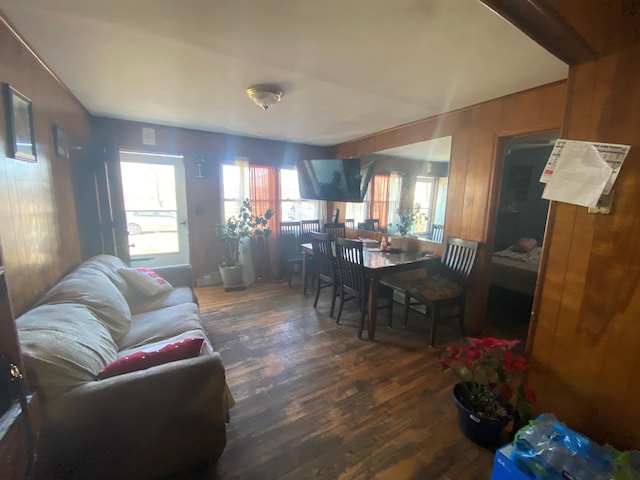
[511,413,640,480]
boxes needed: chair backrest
[357,222,365,230]
[323,222,346,241]
[334,237,366,298]
[300,219,321,244]
[279,221,302,237]
[431,224,444,243]
[310,231,334,281]
[364,219,380,231]
[440,237,479,286]
[301,219,321,235]
[345,218,355,229]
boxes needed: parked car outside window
[126,210,178,235]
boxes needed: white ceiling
[0,0,568,147]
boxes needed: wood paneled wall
[0,17,91,315]
[92,118,331,279]
[335,81,567,334]
[528,43,640,449]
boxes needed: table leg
[302,251,308,295]
[367,277,378,340]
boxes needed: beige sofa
[15,254,232,479]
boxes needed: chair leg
[329,282,337,318]
[429,306,439,347]
[387,292,393,328]
[288,265,293,288]
[403,292,411,327]
[336,290,345,324]
[357,298,367,339]
[313,277,322,308]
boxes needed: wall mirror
[344,136,451,243]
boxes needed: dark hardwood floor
[177,277,520,480]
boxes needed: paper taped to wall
[539,139,630,207]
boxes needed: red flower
[499,383,514,402]
[523,385,537,405]
[439,336,536,422]
[503,350,529,373]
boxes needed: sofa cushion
[128,286,195,315]
[118,267,173,296]
[97,337,205,379]
[117,330,213,358]
[117,303,203,351]
[82,254,137,301]
[36,267,132,343]
[16,303,118,398]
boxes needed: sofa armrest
[42,353,227,479]
[151,263,194,288]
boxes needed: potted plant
[439,337,536,449]
[395,205,427,237]
[215,198,274,288]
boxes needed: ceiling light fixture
[246,85,284,111]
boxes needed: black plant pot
[452,382,510,450]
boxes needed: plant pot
[219,265,245,290]
[452,382,510,450]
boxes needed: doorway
[487,132,558,341]
[119,151,189,267]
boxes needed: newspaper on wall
[539,139,630,208]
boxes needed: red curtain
[249,165,277,278]
[249,165,276,227]
[370,174,390,229]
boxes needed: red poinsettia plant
[440,337,536,423]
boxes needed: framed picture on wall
[52,124,69,158]
[3,83,37,162]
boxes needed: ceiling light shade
[246,85,283,110]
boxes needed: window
[280,168,321,221]
[345,201,366,224]
[222,161,275,223]
[412,176,437,234]
[345,173,401,231]
[222,163,247,221]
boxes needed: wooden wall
[335,81,567,334]
[526,17,640,450]
[0,17,91,316]
[92,118,331,279]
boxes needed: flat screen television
[296,158,375,202]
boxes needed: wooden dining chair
[278,221,303,287]
[345,218,355,229]
[300,219,321,243]
[364,218,380,231]
[431,224,444,243]
[300,219,321,288]
[334,238,394,338]
[398,237,479,346]
[310,232,338,317]
[323,222,346,242]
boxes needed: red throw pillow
[97,337,204,379]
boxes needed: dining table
[301,242,440,340]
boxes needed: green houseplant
[215,199,274,287]
[439,337,536,448]
[395,205,427,237]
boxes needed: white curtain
[319,201,328,227]
[235,157,250,201]
[387,172,402,234]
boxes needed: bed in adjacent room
[490,244,542,296]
